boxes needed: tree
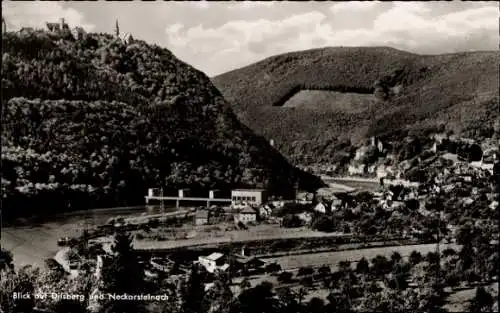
[264,262,281,274]
[179,264,208,313]
[297,266,314,277]
[77,229,90,256]
[467,287,494,313]
[277,271,293,284]
[276,286,301,313]
[371,255,391,277]
[205,272,233,313]
[101,229,146,313]
[306,297,325,313]
[311,215,336,233]
[232,281,279,313]
[356,257,370,274]
[0,265,38,313]
[326,292,353,313]
[317,264,331,277]
[390,251,403,266]
[281,214,302,228]
[409,250,423,266]
[0,248,14,272]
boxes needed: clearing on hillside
[281,90,376,114]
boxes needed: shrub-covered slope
[1,29,323,219]
[213,47,500,164]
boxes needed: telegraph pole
[160,187,164,212]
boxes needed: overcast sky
[3,1,498,76]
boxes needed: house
[197,252,229,273]
[231,189,267,206]
[383,200,405,211]
[296,192,314,204]
[46,22,61,32]
[461,175,473,183]
[258,204,274,218]
[194,210,209,226]
[19,27,34,34]
[348,163,366,176]
[178,189,190,198]
[314,202,328,214]
[234,206,258,224]
[354,146,371,161]
[371,137,391,153]
[436,133,449,143]
[233,255,266,275]
[331,195,343,211]
[489,201,498,210]
[71,26,86,40]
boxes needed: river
[1,205,176,268]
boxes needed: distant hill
[1,28,323,220]
[213,47,499,164]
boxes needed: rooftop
[205,252,224,261]
[232,189,266,192]
[239,206,258,214]
[195,210,209,218]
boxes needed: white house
[234,206,258,224]
[314,202,328,214]
[489,201,498,210]
[197,252,230,273]
[231,189,267,206]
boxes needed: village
[49,131,498,309]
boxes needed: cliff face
[1,29,322,219]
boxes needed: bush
[265,262,282,274]
[297,266,314,277]
[281,214,302,228]
[311,216,336,233]
[277,271,293,283]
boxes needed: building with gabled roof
[197,252,227,273]
[234,205,258,224]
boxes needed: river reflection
[6,205,180,228]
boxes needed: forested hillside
[1,28,323,220]
[213,47,500,164]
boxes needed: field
[282,90,375,114]
[327,179,380,192]
[133,224,347,251]
[263,243,460,270]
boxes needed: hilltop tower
[115,20,120,37]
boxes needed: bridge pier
[207,200,210,208]
[176,200,180,209]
